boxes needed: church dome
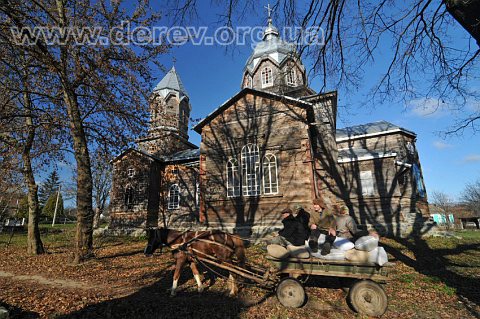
[241,13,308,94]
[244,19,300,73]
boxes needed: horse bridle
[144,228,161,256]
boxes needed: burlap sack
[267,244,290,259]
[287,245,310,259]
[345,249,370,262]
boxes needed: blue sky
[146,3,480,202]
[47,2,479,206]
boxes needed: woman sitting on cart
[335,205,379,242]
[272,208,309,247]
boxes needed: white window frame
[168,184,180,209]
[241,144,261,196]
[261,67,273,88]
[286,68,296,86]
[263,153,279,194]
[127,168,135,178]
[226,158,241,197]
[359,171,375,196]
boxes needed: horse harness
[171,231,234,259]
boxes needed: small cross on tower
[264,4,274,22]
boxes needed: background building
[109,17,433,238]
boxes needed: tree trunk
[444,0,480,46]
[21,76,44,255]
[26,179,44,254]
[93,207,101,229]
[64,90,94,263]
[53,0,94,263]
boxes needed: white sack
[333,237,355,251]
[355,236,379,251]
[368,246,389,266]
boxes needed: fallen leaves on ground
[0,233,479,318]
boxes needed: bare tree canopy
[461,177,480,214]
[163,0,480,136]
[1,0,171,262]
[431,190,454,229]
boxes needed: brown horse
[144,228,246,296]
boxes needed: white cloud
[433,140,453,149]
[408,98,449,117]
[461,154,480,164]
[466,100,480,112]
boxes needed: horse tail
[231,234,246,268]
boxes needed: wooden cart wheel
[276,277,306,308]
[347,280,388,316]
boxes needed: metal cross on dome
[264,4,274,20]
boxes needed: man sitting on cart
[272,208,309,247]
[308,198,336,255]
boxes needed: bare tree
[431,190,453,229]
[1,0,170,263]
[0,38,66,254]
[91,148,112,229]
[460,176,480,214]
[164,0,480,135]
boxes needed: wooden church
[109,16,430,238]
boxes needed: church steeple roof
[243,13,300,73]
[153,66,188,98]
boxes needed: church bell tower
[137,66,197,156]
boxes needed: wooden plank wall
[200,93,314,227]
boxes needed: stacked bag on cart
[313,235,389,266]
[346,236,389,266]
[266,235,389,266]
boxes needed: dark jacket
[296,209,310,235]
[278,214,309,246]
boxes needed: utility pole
[52,183,61,227]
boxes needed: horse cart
[144,229,391,316]
[195,253,392,316]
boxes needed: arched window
[261,67,272,87]
[286,68,296,86]
[124,185,135,208]
[226,159,240,197]
[263,154,278,194]
[168,184,180,209]
[241,144,261,196]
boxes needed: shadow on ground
[57,264,269,319]
[0,301,39,319]
[382,236,480,318]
